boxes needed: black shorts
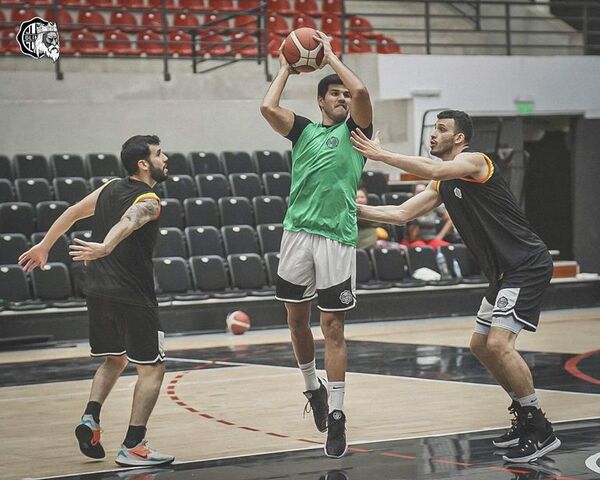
[482,250,553,332]
[87,295,165,364]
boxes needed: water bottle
[435,248,451,279]
[452,256,462,280]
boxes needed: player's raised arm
[260,46,296,137]
[314,31,372,129]
[357,181,442,226]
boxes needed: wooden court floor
[0,307,599,479]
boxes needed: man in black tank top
[19,135,174,467]
[350,110,559,463]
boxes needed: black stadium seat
[221,151,255,174]
[183,197,220,228]
[31,233,71,265]
[0,233,29,265]
[163,175,196,203]
[222,225,259,255]
[228,253,273,295]
[253,196,285,225]
[262,172,291,198]
[356,248,390,289]
[31,262,83,306]
[14,154,51,180]
[370,247,425,288]
[189,255,247,298]
[0,202,35,237]
[163,152,190,176]
[407,246,459,286]
[195,174,229,200]
[257,223,283,254]
[158,199,184,229]
[50,154,87,178]
[154,227,186,258]
[185,225,224,256]
[0,265,32,303]
[53,177,89,205]
[382,192,412,206]
[153,257,207,300]
[0,178,14,203]
[15,178,52,205]
[0,155,13,180]
[36,201,70,233]
[229,173,263,199]
[263,252,280,286]
[361,170,389,196]
[87,153,122,177]
[253,150,287,174]
[90,176,118,190]
[190,151,222,175]
[218,196,253,226]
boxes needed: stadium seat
[69,261,86,298]
[382,192,412,206]
[229,173,262,199]
[292,13,317,30]
[407,246,459,286]
[44,7,75,29]
[0,179,14,203]
[263,252,280,285]
[195,174,229,200]
[36,201,70,232]
[158,199,184,229]
[262,172,291,198]
[228,253,273,294]
[356,248,390,289]
[267,0,292,15]
[0,233,28,265]
[173,12,200,30]
[87,153,121,177]
[105,29,140,56]
[253,196,285,225]
[348,33,372,53]
[221,225,259,254]
[31,233,71,265]
[90,176,118,190]
[71,230,93,243]
[53,178,89,205]
[14,154,50,180]
[253,150,287,174]
[115,0,145,7]
[218,197,253,226]
[294,0,319,16]
[257,223,283,254]
[203,13,231,30]
[163,152,190,176]
[0,265,32,303]
[10,7,38,23]
[1,28,22,55]
[185,225,224,256]
[189,255,247,298]
[58,0,82,5]
[441,244,486,284]
[361,171,389,195]
[183,197,219,228]
[154,257,208,300]
[234,15,259,33]
[190,152,222,175]
[0,155,13,180]
[148,0,176,6]
[207,0,239,11]
[322,0,342,15]
[200,32,230,57]
[238,0,260,10]
[88,0,114,7]
[15,178,53,205]
[231,33,258,58]
[71,29,108,55]
[138,30,164,56]
[267,31,284,57]
[376,35,401,54]
[266,12,290,37]
[370,247,425,288]
[163,175,196,203]
[221,151,255,174]
[0,203,35,237]
[109,11,138,33]
[321,13,342,37]
[348,16,374,37]
[367,193,381,206]
[31,262,84,306]
[50,154,87,178]
[77,9,107,32]
[141,11,163,30]
[180,0,208,11]
[154,227,186,258]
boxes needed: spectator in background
[356,186,401,250]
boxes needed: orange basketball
[226,310,251,335]
[282,27,325,73]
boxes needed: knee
[321,314,345,345]
[137,362,166,379]
[286,303,310,331]
[469,335,488,359]
[486,335,511,359]
[106,355,128,371]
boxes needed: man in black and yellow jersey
[19,135,174,467]
[261,31,373,458]
[351,110,559,463]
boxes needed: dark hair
[120,135,160,175]
[437,110,473,143]
[357,184,368,195]
[317,74,343,98]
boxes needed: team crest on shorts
[339,290,353,305]
[326,136,339,148]
[454,187,462,199]
[496,296,509,308]
[17,17,60,62]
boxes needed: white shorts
[276,230,356,312]
[474,297,524,336]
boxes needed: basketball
[226,310,251,335]
[282,27,325,73]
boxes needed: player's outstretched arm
[351,129,486,181]
[357,181,442,226]
[69,199,159,262]
[18,180,113,272]
[313,31,372,129]
[260,47,296,137]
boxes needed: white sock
[518,392,540,410]
[328,381,345,413]
[508,391,519,402]
[299,360,320,391]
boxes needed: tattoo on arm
[124,200,159,229]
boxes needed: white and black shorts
[475,250,553,335]
[87,295,166,364]
[276,230,356,312]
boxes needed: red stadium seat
[44,7,75,29]
[11,7,39,23]
[234,15,259,33]
[104,29,140,55]
[322,0,342,15]
[330,34,341,55]
[292,13,316,30]
[347,33,371,53]
[173,12,200,29]
[58,0,82,5]
[141,11,163,30]
[180,0,208,11]
[88,0,114,6]
[321,13,341,36]
[348,15,377,39]
[203,12,230,30]
[115,0,146,7]
[238,0,260,10]
[231,32,257,57]
[137,29,164,56]
[267,12,289,36]
[168,29,193,56]
[207,0,239,11]
[294,0,318,16]
[71,29,108,55]
[148,0,176,7]
[376,35,401,54]
[77,9,107,32]
[26,0,52,5]
[110,10,138,32]
[201,31,229,56]
[267,31,283,57]
[1,28,21,54]
[267,0,292,15]
[0,10,4,22]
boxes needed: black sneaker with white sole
[502,406,561,463]
[324,410,347,458]
[493,400,524,448]
[303,378,328,433]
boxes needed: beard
[45,46,60,62]
[150,164,168,183]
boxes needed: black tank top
[83,177,160,306]
[436,149,547,282]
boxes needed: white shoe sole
[502,437,561,463]
[493,437,519,448]
[324,443,348,459]
[115,456,175,467]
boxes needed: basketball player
[18,135,174,467]
[260,31,373,458]
[350,110,560,463]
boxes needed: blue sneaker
[75,414,105,459]
[115,439,174,467]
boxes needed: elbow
[260,105,275,119]
[353,86,370,102]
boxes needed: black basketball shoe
[75,414,105,459]
[303,378,328,433]
[493,400,524,448]
[324,410,347,458]
[502,407,561,463]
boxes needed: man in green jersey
[260,31,373,458]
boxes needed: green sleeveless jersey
[284,115,372,247]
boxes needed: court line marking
[565,349,600,385]
[165,356,600,397]
[585,452,600,474]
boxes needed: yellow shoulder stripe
[132,192,161,221]
[460,153,494,184]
